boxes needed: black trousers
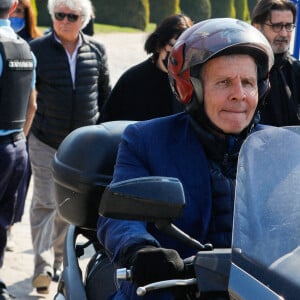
[0,133,27,267]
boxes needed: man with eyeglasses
[28,0,111,294]
[251,0,300,126]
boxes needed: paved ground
[99,32,148,86]
[0,32,148,300]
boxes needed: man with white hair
[28,0,111,294]
[0,0,36,299]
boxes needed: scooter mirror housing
[99,176,185,222]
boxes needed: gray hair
[47,0,93,29]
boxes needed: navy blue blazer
[97,113,213,263]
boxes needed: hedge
[210,0,236,18]
[235,0,250,21]
[94,0,149,31]
[149,0,180,24]
[180,0,211,23]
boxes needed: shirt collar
[53,32,83,49]
[0,19,10,27]
[0,19,18,38]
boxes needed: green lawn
[94,23,156,33]
[39,23,156,34]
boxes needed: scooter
[99,125,300,299]
[53,122,300,299]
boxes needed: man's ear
[8,0,18,17]
[252,22,262,31]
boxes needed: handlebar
[116,268,197,296]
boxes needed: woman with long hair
[9,0,42,41]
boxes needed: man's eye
[273,24,282,31]
[218,79,230,86]
[243,80,255,87]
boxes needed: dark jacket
[97,112,267,300]
[30,32,110,149]
[260,53,300,126]
[0,36,33,129]
[99,57,183,122]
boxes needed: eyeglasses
[264,22,296,33]
[54,12,80,22]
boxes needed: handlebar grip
[116,256,194,281]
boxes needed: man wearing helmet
[97,18,274,300]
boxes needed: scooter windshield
[231,126,300,299]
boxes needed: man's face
[53,6,83,42]
[254,9,294,54]
[202,54,258,134]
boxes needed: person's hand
[130,247,185,286]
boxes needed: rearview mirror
[99,176,185,222]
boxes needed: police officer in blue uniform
[0,0,36,298]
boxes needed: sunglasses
[54,12,80,22]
